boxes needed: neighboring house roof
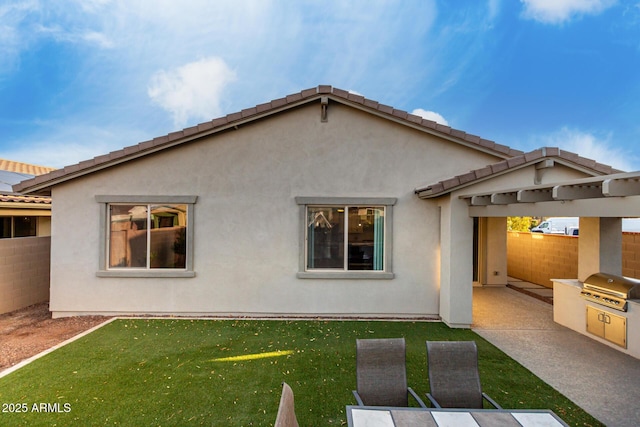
[0,159,55,195]
[0,170,34,193]
[0,194,51,206]
[0,158,56,176]
[0,159,54,209]
[14,85,526,196]
[415,147,623,199]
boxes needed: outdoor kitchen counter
[553,278,640,359]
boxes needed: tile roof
[414,147,623,198]
[0,194,51,205]
[0,158,56,176]
[0,159,54,206]
[14,85,524,195]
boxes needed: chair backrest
[275,382,299,427]
[356,338,409,407]
[426,341,484,408]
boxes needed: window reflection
[109,204,187,269]
[307,207,344,269]
[306,206,384,271]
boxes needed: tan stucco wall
[49,102,501,318]
[0,236,50,314]
[481,217,508,286]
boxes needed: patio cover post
[578,217,622,282]
[438,196,474,328]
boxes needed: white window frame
[96,195,197,278]
[295,197,395,279]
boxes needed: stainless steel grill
[581,272,640,312]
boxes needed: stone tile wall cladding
[0,236,51,314]
[507,232,640,287]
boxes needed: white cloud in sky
[147,57,237,128]
[411,109,450,126]
[35,24,114,49]
[538,127,634,171]
[520,0,617,24]
[0,1,39,72]
[0,1,443,168]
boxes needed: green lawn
[0,319,603,426]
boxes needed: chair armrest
[425,393,442,408]
[352,390,365,406]
[482,392,502,409]
[408,387,427,408]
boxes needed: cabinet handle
[598,313,605,322]
[604,314,611,324]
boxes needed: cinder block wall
[508,232,640,287]
[623,232,640,279]
[0,236,51,314]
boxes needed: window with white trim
[296,197,395,279]
[96,196,196,278]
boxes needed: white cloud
[411,109,450,126]
[81,31,114,48]
[520,0,617,24]
[0,1,40,72]
[487,0,503,24]
[538,127,634,171]
[35,24,114,48]
[147,57,237,128]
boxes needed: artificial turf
[0,319,603,426]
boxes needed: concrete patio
[472,284,640,427]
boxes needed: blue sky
[1,0,639,171]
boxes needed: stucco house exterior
[14,86,624,327]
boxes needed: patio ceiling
[458,171,640,218]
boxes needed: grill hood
[583,273,640,299]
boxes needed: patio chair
[274,382,299,427]
[425,340,502,409]
[352,338,426,407]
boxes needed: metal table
[346,405,570,427]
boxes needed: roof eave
[414,156,620,199]
[14,85,525,195]
[14,94,328,196]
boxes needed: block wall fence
[0,236,50,314]
[507,232,640,287]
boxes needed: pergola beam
[470,195,492,206]
[491,192,518,205]
[458,171,640,208]
[603,178,640,197]
[553,184,604,200]
[517,189,554,203]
